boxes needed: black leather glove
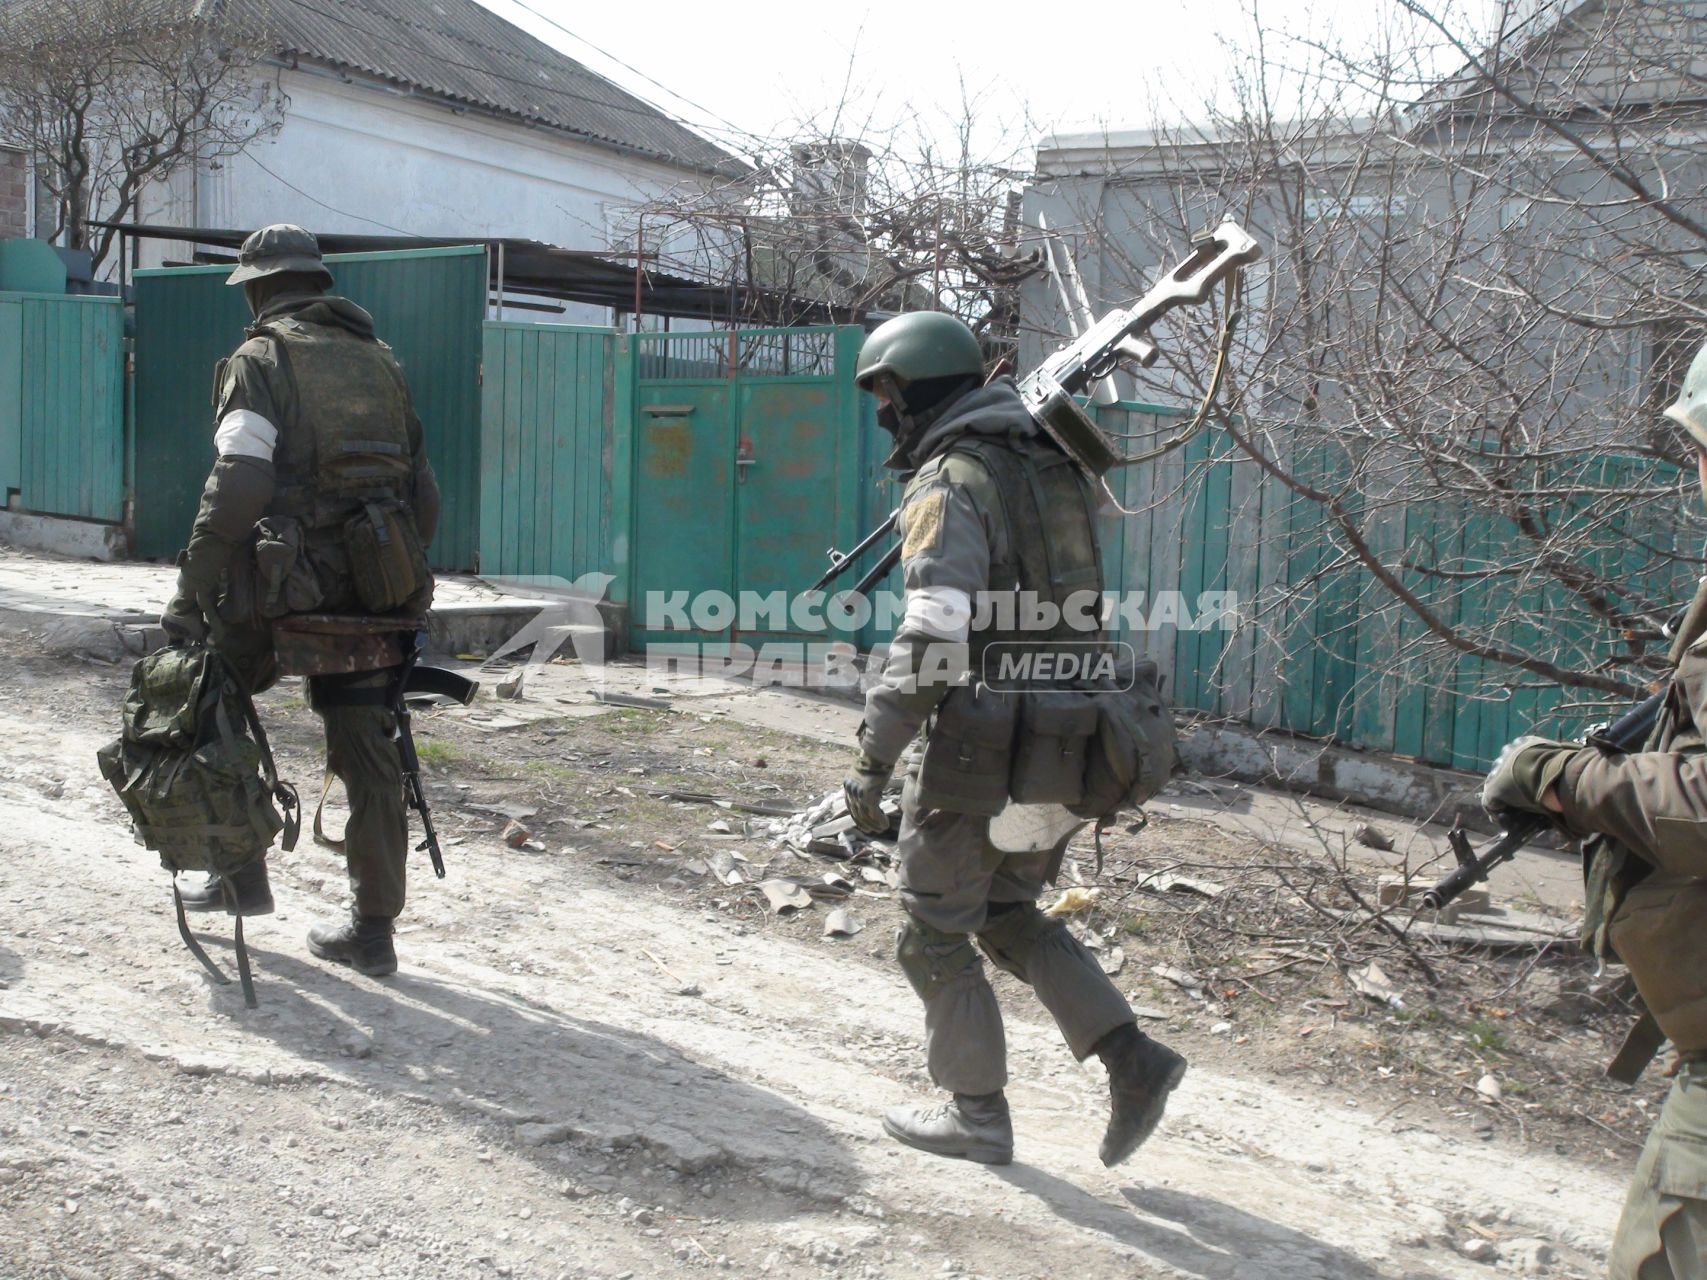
[843,752,895,836]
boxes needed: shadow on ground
[193,941,860,1220]
[987,1162,1444,1280]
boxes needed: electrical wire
[239,147,418,235]
[494,0,767,153]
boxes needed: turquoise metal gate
[626,327,868,650]
[479,322,616,580]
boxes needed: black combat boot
[307,913,397,977]
[176,863,275,916]
[882,1091,1014,1164]
[1095,1023,1188,1166]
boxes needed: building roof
[226,0,744,178]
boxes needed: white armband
[902,585,973,643]
[213,409,278,462]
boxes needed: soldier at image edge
[1482,337,1707,1278]
[159,223,441,979]
[842,310,1188,1167]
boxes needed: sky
[470,0,1455,168]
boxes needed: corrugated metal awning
[99,223,856,325]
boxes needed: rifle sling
[1606,1008,1666,1085]
[313,768,347,853]
[173,883,231,990]
[226,878,258,1010]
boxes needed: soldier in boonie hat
[225,223,334,288]
[162,220,440,979]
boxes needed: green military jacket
[1564,575,1707,1055]
[175,295,440,592]
[859,379,1105,769]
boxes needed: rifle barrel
[1420,690,1664,909]
[851,542,903,598]
[1421,821,1540,910]
[808,510,899,594]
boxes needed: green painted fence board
[0,300,19,502]
[0,292,124,521]
[132,247,485,567]
[477,322,615,585]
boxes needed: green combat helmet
[226,223,334,289]
[1663,336,1707,451]
[855,311,984,393]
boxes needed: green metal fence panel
[1085,402,1697,772]
[0,292,124,521]
[0,299,19,503]
[479,322,615,582]
[131,246,486,567]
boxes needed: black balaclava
[877,373,981,467]
[243,270,329,320]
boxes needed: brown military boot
[176,863,275,917]
[882,1092,1013,1164]
[1096,1023,1187,1166]
[307,913,397,977]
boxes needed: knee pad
[895,917,981,1002]
[976,901,1066,978]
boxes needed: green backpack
[97,644,300,1004]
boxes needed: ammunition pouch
[915,683,1017,816]
[345,499,430,614]
[1068,658,1178,821]
[252,516,325,618]
[1009,690,1098,805]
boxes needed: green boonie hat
[226,224,333,287]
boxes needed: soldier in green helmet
[160,224,440,978]
[1481,339,1707,1278]
[844,310,1187,1166]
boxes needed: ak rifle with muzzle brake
[809,219,1263,596]
[393,635,479,879]
[1421,691,1664,910]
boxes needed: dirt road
[0,643,1629,1279]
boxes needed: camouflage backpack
[97,644,299,1004]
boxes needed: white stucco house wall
[132,0,744,325]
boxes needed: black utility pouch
[916,683,1017,816]
[1010,690,1099,805]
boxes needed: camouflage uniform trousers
[1610,1060,1707,1280]
[215,617,407,919]
[308,667,409,920]
[894,762,1134,1097]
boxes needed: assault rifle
[392,634,479,879]
[1422,692,1665,909]
[810,220,1262,596]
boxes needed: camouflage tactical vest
[931,433,1106,670]
[250,317,430,617]
[255,316,415,530]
